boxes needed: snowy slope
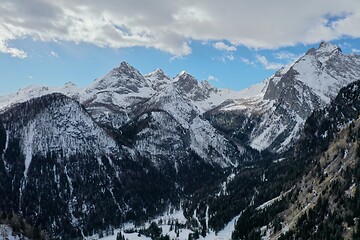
[2,93,118,162]
[122,83,244,168]
[290,42,360,104]
[189,116,239,167]
[96,208,241,240]
[0,82,81,112]
[141,85,199,129]
[173,71,251,113]
[124,111,187,168]
[81,62,156,128]
[85,62,153,94]
[144,68,173,91]
[0,224,30,240]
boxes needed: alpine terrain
[1,42,360,240]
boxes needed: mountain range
[1,42,360,239]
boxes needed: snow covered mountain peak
[263,42,360,104]
[1,93,118,160]
[304,41,341,56]
[208,42,360,152]
[2,43,359,156]
[146,68,167,78]
[143,84,199,128]
[118,61,142,75]
[145,68,172,91]
[200,80,217,93]
[317,41,342,53]
[288,43,360,104]
[86,61,150,94]
[64,81,77,87]
[174,71,198,91]
[177,70,189,77]
[0,83,81,113]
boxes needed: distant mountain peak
[118,61,136,70]
[145,68,169,79]
[153,68,165,75]
[63,81,77,87]
[175,71,197,83]
[176,70,197,80]
[145,68,171,91]
[178,70,187,76]
[111,61,143,77]
[305,42,342,57]
[318,41,342,53]
[86,61,148,93]
[174,71,198,93]
[200,80,217,92]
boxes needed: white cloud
[352,48,360,53]
[339,42,352,49]
[256,54,283,70]
[0,0,360,58]
[214,54,235,63]
[240,57,256,66]
[213,42,236,51]
[274,51,298,60]
[0,40,27,58]
[49,51,59,58]
[226,55,235,61]
[207,75,219,82]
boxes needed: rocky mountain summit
[206,42,360,152]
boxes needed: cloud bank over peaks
[1,0,360,58]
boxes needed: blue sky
[1,1,360,95]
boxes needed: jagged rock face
[118,85,244,168]
[174,72,199,93]
[121,111,241,169]
[1,94,119,159]
[119,110,188,168]
[264,42,360,106]
[89,62,151,93]
[81,65,221,130]
[140,85,199,128]
[174,72,218,102]
[82,62,156,128]
[263,68,321,119]
[144,69,172,91]
[207,42,360,153]
[261,43,360,152]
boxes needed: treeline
[0,212,48,239]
